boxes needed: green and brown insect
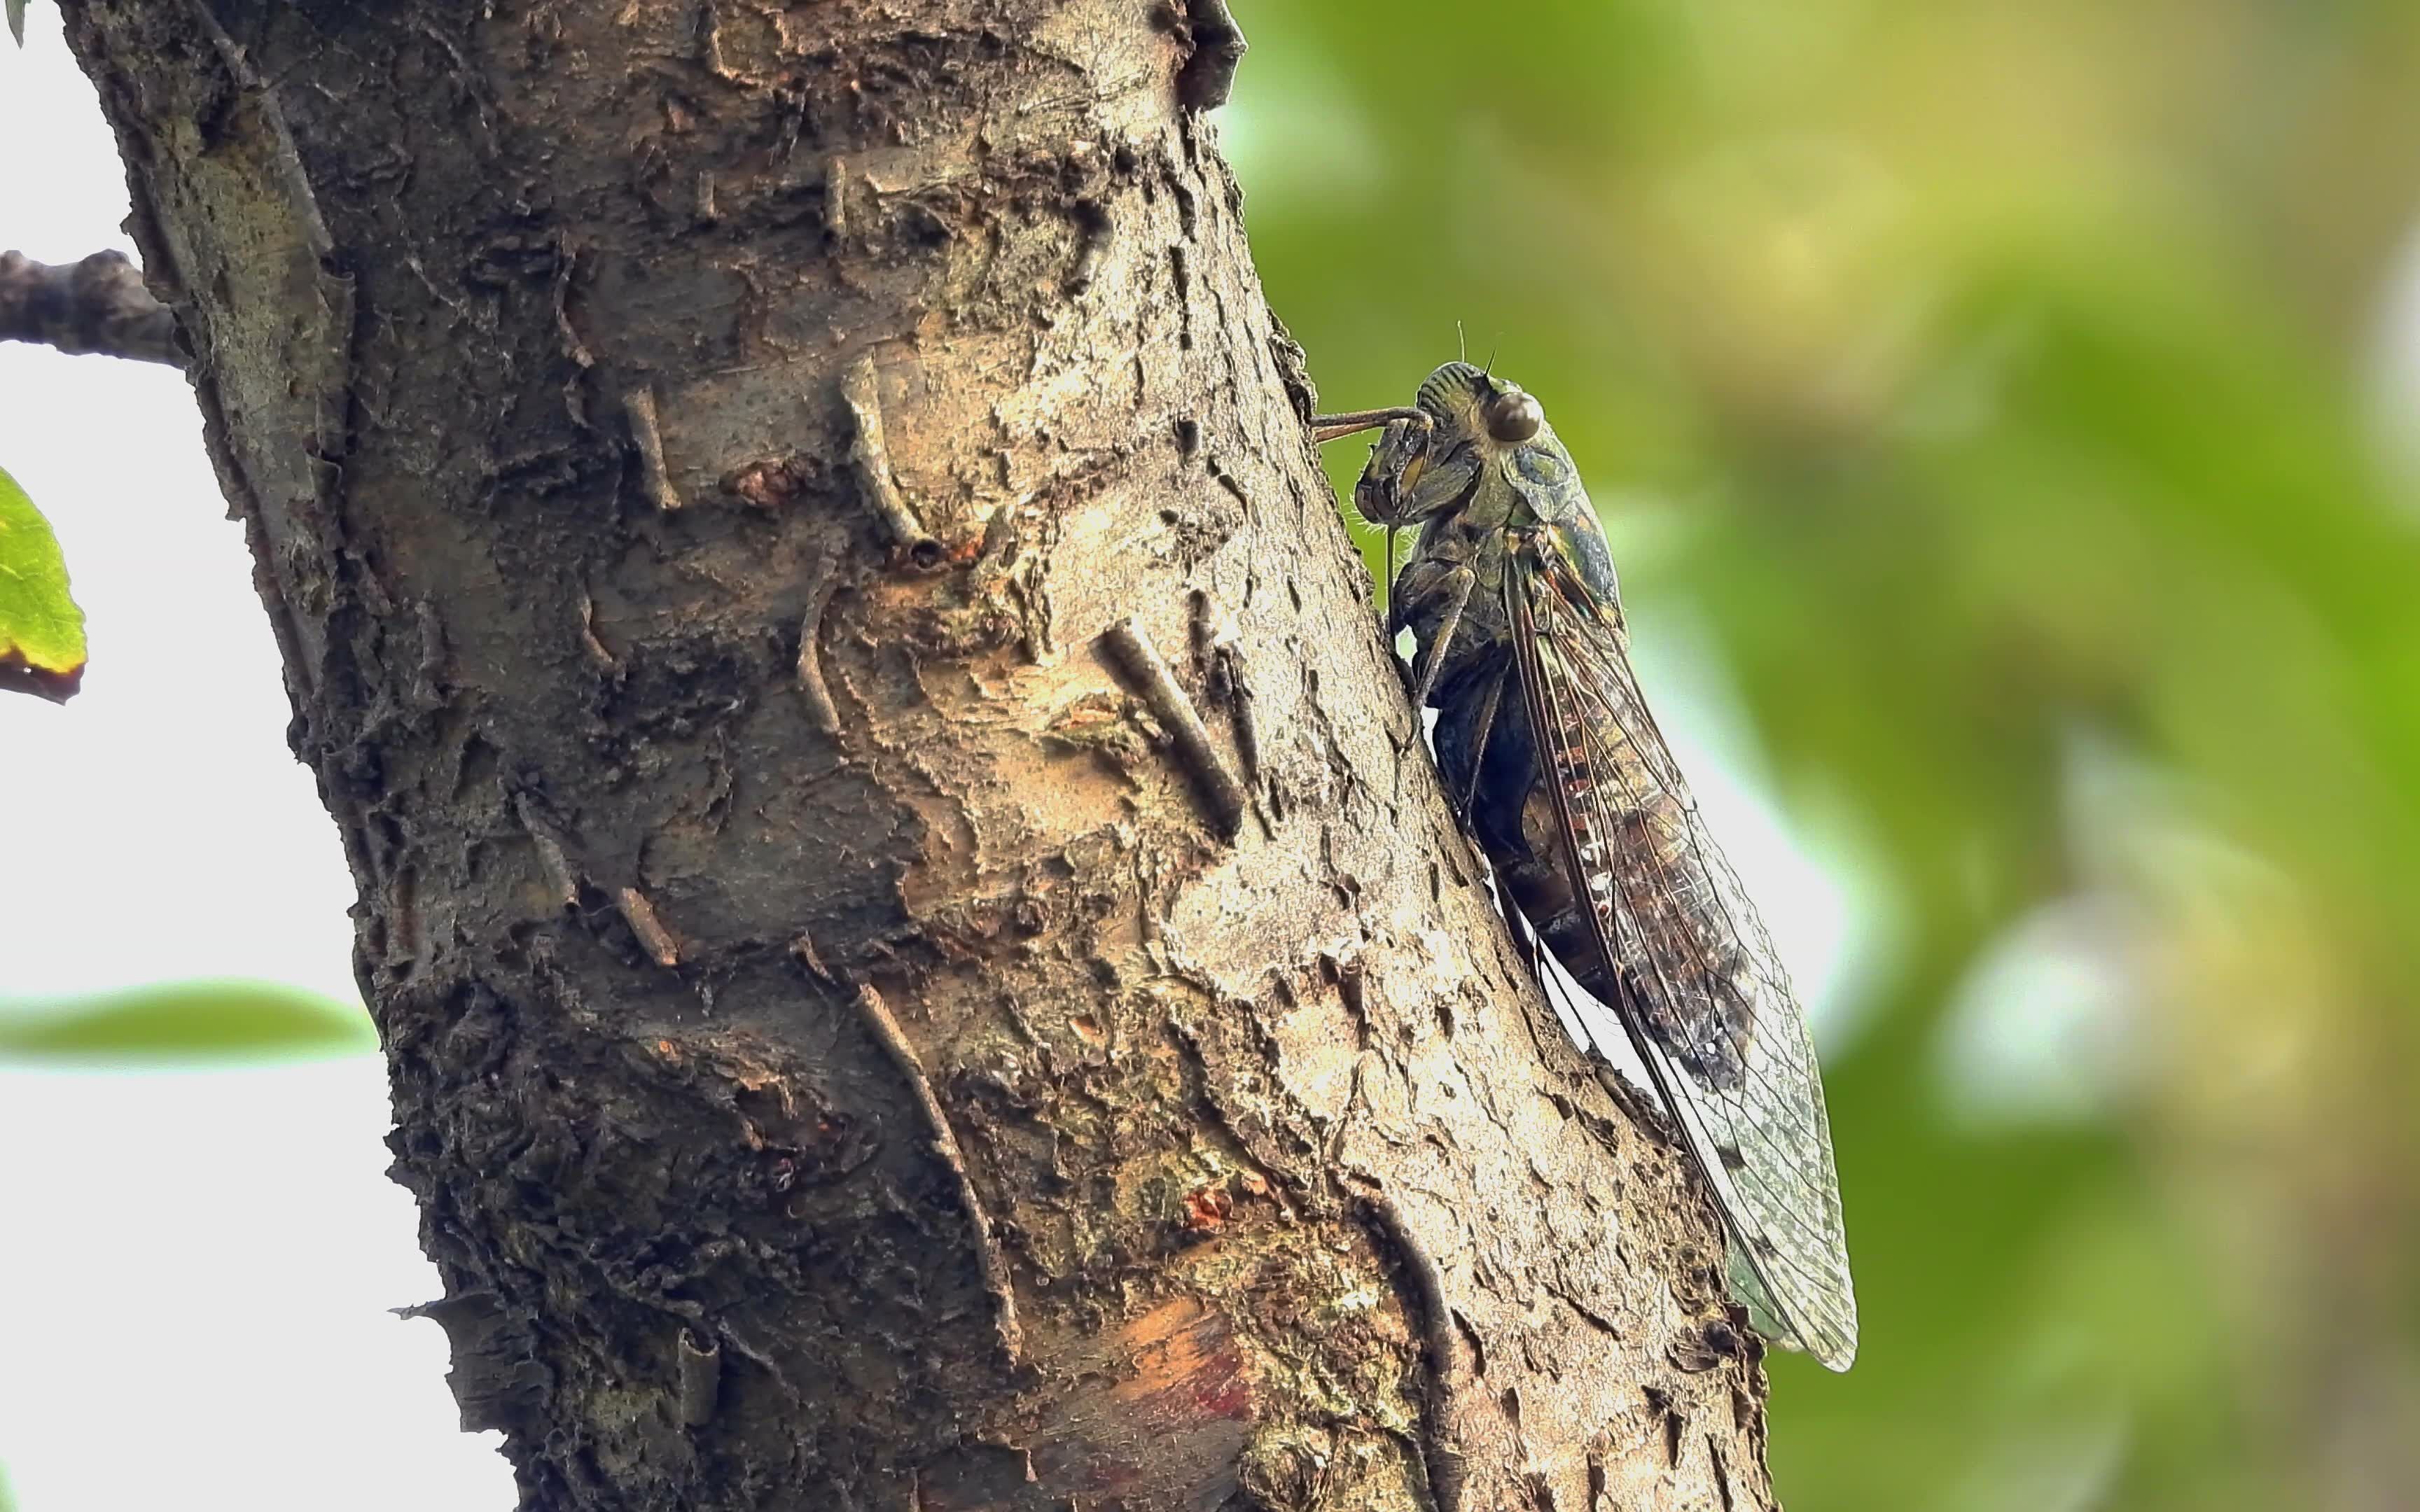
[1315,362,1858,1371]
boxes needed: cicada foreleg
[1312,405,1478,750]
[1313,403,1432,658]
[1312,406,1435,531]
[1349,416,1437,533]
[1309,405,1429,447]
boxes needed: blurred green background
[1229,2,2420,1508]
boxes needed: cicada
[1312,362,1858,1371]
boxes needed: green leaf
[6,0,25,49]
[0,981,377,1063]
[0,464,86,701]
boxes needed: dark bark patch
[596,630,758,742]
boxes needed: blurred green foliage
[1231,1,2420,1507]
[0,981,375,1063]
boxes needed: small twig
[788,929,838,986]
[1190,589,1260,787]
[852,983,1023,1363]
[0,249,179,365]
[794,533,844,734]
[1361,1191,1468,1389]
[410,599,449,710]
[676,1329,721,1427]
[1102,617,1246,840]
[577,592,617,668]
[1360,1189,1469,1512]
[615,886,682,967]
[623,384,684,511]
[1065,202,1111,294]
[822,155,849,242]
[696,0,729,77]
[510,794,581,910]
[1230,680,1262,791]
[840,354,943,570]
[382,867,422,980]
[551,242,594,427]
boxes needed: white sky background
[1,15,1886,1512]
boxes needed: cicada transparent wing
[1505,538,1858,1371]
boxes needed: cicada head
[1413,360,1545,449]
[1410,363,1623,617]
[1347,362,1556,531]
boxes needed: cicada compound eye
[1484,388,1544,444]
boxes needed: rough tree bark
[62,2,1776,1508]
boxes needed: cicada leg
[1309,405,1428,445]
[1313,402,1475,757]
[1314,407,1433,682]
[1372,559,1479,797]
[1403,562,1475,720]
[1455,662,1505,821]
[1313,407,1436,535]
[1351,416,1435,531]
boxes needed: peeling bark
[62,2,1776,1508]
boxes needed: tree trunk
[62,2,1774,1507]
